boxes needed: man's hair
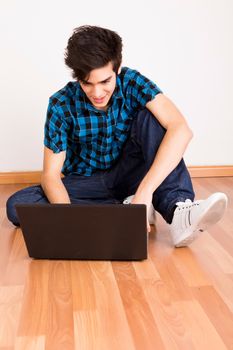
[64,25,122,81]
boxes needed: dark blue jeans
[6,108,194,226]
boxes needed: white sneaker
[170,192,228,247]
[123,195,156,225]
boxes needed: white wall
[1,0,233,172]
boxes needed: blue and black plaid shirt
[44,67,162,176]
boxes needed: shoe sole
[175,193,228,247]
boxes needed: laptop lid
[16,203,148,261]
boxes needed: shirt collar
[112,75,124,100]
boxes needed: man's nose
[92,85,103,97]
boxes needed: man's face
[79,62,120,111]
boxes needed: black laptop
[16,203,148,260]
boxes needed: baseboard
[0,171,43,184]
[188,166,233,178]
[0,166,233,184]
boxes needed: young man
[6,25,227,247]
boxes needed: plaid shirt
[44,66,162,176]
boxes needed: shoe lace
[174,199,201,229]
[176,199,202,210]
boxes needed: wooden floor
[0,177,233,350]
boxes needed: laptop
[16,203,148,260]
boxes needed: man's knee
[133,108,166,139]
[6,192,20,226]
[6,185,48,226]
[130,108,166,164]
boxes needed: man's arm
[136,93,193,194]
[41,146,71,203]
[131,93,193,231]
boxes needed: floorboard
[0,178,233,349]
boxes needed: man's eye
[82,80,110,86]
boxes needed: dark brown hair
[64,25,122,81]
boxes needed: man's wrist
[136,182,155,196]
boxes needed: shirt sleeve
[44,99,68,153]
[127,69,163,109]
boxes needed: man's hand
[130,190,153,233]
